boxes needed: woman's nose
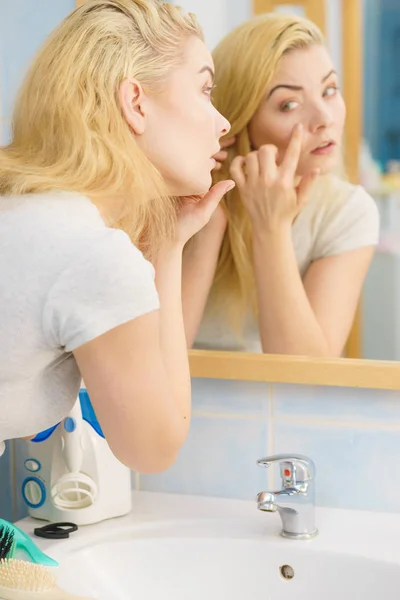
[219,113,231,136]
[310,105,334,132]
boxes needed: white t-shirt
[0,191,159,456]
[195,177,380,353]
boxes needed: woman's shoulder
[306,175,380,259]
[0,190,103,232]
[299,175,378,232]
[310,175,378,216]
[0,190,144,268]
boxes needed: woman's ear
[118,78,147,135]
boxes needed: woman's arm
[182,207,227,347]
[73,242,191,474]
[73,180,233,474]
[181,139,236,347]
[230,124,375,357]
[252,226,374,356]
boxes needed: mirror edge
[189,350,400,390]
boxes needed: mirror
[71,0,400,363]
[2,0,398,369]
[177,0,400,363]
[361,0,400,361]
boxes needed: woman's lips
[311,141,336,155]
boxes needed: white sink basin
[57,537,398,599]
[17,492,400,600]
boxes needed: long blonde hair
[0,0,203,259]
[210,13,327,330]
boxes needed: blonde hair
[209,13,332,330]
[0,0,203,259]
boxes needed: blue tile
[2,0,75,118]
[273,383,400,424]
[0,442,14,521]
[140,415,271,500]
[274,420,400,512]
[192,378,270,416]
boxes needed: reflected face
[248,45,346,176]
[136,36,231,196]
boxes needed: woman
[182,13,379,357]
[0,0,232,471]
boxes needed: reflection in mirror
[183,7,379,360]
[270,5,306,16]
[362,0,400,361]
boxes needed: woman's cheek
[334,96,346,129]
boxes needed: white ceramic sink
[17,492,400,599]
[56,537,398,599]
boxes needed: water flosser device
[21,389,132,525]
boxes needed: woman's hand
[212,136,236,170]
[174,135,235,245]
[176,180,234,246]
[230,125,319,233]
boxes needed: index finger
[280,124,303,177]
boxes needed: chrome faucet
[256,454,318,540]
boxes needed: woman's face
[248,45,346,176]
[123,36,230,197]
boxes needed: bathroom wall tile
[273,383,400,424]
[274,420,400,512]
[192,378,270,416]
[0,8,5,120]
[0,442,14,521]
[362,253,400,361]
[0,120,11,145]
[2,0,75,118]
[140,414,271,500]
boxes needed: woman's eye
[203,85,216,97]
[324,85,338,97]
[281,100,299,112]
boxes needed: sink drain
[279,565,295,580]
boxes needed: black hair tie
[34,522,78,540]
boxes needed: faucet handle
[257,454,315,488]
